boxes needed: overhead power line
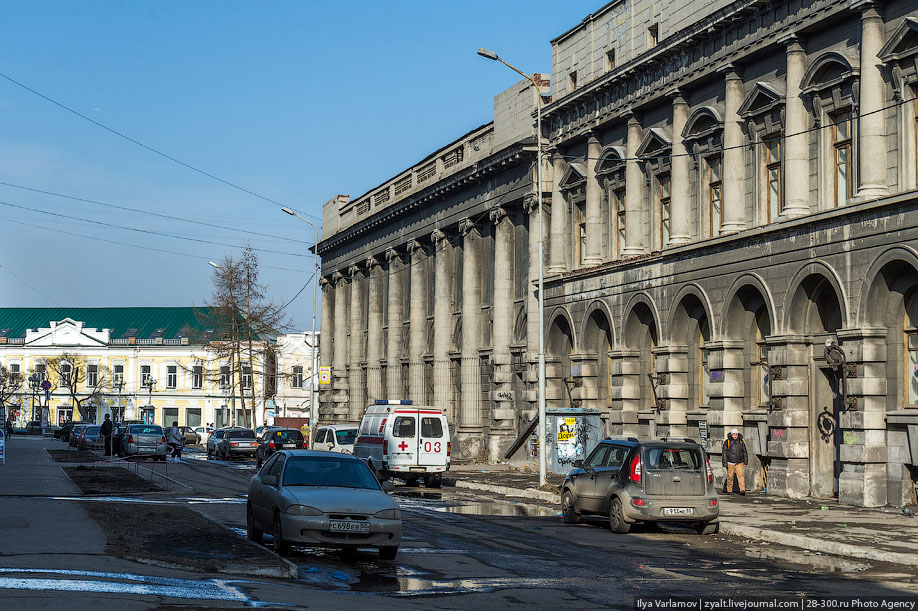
[0,71,321,222]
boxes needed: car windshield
[227,430,255,439]
[282,456,379,489]
[131,426,163,435]
[645,447,702,470]
[335,429,357,445]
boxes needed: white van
[314,424,358,454]
[354,400,450,487]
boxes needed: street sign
[41,380,51,391]
[319,367,331,385]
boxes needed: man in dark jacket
[100,413,114,456]
[722,428,748,495]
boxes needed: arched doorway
[788,273,844,498]
[623,301,659,436]
[583,307,614,426]
[671,293,712,411]
[547,314,575,408]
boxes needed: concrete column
[459,217,483,458]
[407,240,427,405]
[330,271,350,422]
[524,195,541,422]
[385,248,405,399]
[431,229,453,420]
[365,256,384,404]
[855,5,889,200]
[721,68,747,233]
[669,94,692,245]
[783,37,811,216]
[584,133,604,265]
[623,116,645,255]
[548,150,569,273]
[765,336,812,500]
[348,264,366,422]
[489,206,515,460]
[654,345,689,437]
[318,276,334,420]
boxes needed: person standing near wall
[722,428,748,495]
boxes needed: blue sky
[0,1,594,330]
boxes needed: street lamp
[478,47,549,487]
[281,207,320,450]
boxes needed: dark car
[559,437,719,535]
[55,421,86,442]
[78,426,104,450]
[20,421,43,435]
[256,428,305,468]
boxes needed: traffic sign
[319,366,331,385]
[41,380,51,391]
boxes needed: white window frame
[166,365,177,389]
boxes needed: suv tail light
[127,435,134,444]
[704,454,714,483]
[268,441,276,449]
[629,453,642,483]
[160,436,166,444]
[383,439,388,455]
[447,441,451,457]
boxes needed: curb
[453,479,560,503]
[717,522,918,567]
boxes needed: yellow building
[0,308,271,430]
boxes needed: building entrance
[810,365,841,498]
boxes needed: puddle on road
[745,547,869,572]
[0,568,258,604]
[436,501,558,518]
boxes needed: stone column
[385,248,405,399]
[365,256,384,403]
[783,36,811,216]
[347,264,366,422]
[407,240,427,405]
[655,345,689,437]
[721,68,747,233]
[669,94,692,245]
[459,217,483,458]
[431,229,453,420]
[318,277,334,420]
[765,336,811,500]
[548,150,569,273]
[584,133,604,265]
[623,115,645,255]
[489,206,515,460]
[330,271,350,422]
[524,195,541,422]
[855,4,889,200]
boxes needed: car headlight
[373,508,402,519]
[286,504,323,516]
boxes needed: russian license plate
[663,507,693,516]
[329,520,370,533]
[409,467,425,472]
[282,443,295,448]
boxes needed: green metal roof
[0,307,218,341]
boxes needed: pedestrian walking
[4,414,13,437]
[100,413,114,456]
[722,428,748,495]
[166,421,184,463]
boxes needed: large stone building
[317,0,918,507]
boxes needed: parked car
[559,436,719,535]
[120,424,167,460]
[77,425,104,450]
[212,428,258,460]
[111,423,129,455]
[55,421,85,442]
[69,424,89,447]
[256,428,305,468]
[18,420,43,435]
[176,426,200,445]
[193,425,214,444]
[246,450,401,559]
[315,424,359,455]
[206,428,226,457]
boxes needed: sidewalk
[447,462,918,567]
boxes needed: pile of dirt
[82,501,295,577]
[63,465,161,494]
[47,449,105,463]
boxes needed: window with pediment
[880,17,918,191]
[558,160,587,267]
[739,82,786,225]
[800,52,859,210]
[595,146,626,259]
[683,106,724,238]
[636,129,672,251]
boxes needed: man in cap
[722,428,748,495]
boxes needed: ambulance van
[354,400,450,488]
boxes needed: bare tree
[197,246,286,427]
[44,354,110,422]
[0,364,23,422]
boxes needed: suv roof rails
[657,437,699,444]
[604,435,640,443]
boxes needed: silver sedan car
[121,424,167,460]
[246,450,401,559]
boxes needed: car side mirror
[573,459,584,469]
[262,475,278,487]
[382,481,395,493]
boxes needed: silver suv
[560,437,719,534]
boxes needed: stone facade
[318,0,918,506]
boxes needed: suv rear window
[227,430,255,439]
[645,447,702,470]
[274,430,303,442]
[421,417,443,438]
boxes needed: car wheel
[695,521,719,535]
[379,546,398,560]
[273,513,290,556]
[561,489,581,524]
[403,476,419,487]
[246,505,263,543]
[207,446,213,457]
[608,497,631,534]
[424,474,442,488]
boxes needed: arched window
[596,146,626,259]
[637,129,672,251]
[905,291,918,405]
[739,82,786,224]
[683,106,724,238]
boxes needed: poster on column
[319,367,331,386]
[556,417,580,461]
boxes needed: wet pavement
[3,436,918,608]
